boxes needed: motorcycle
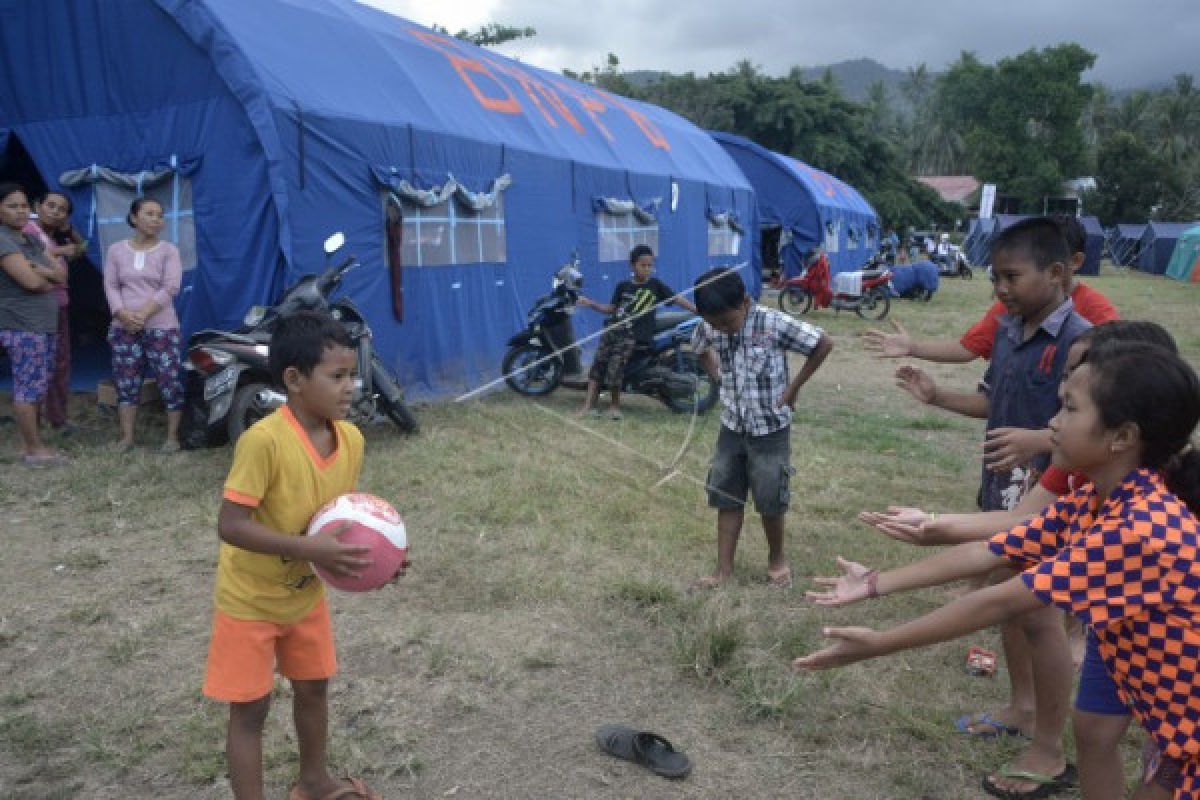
[934,247,973,279]
[501,257,717,414]
[776,256,893,320]
[180,232,417,447]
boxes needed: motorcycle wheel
[502,345,563,396]
[227,382,273,443]
[662,352,718,414]
[855,289,891,320]
[371,356,418,434]
[777,287,812,315]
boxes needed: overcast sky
[359,0,1196,89]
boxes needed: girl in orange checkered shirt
[795,340,1200,800]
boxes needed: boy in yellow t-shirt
[203,311,382,800]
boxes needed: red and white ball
[306,493,408,591]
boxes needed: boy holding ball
[203,311,381,800]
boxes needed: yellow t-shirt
[216,405,364,623]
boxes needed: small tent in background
[1078,216,1104,275]
[1110,223,1147,267]
[1165,225,1200,282]
[0,0,756,399]
[709,131,879,277]
[962,217,996,266]
[1138,223,1200,275]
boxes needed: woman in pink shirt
[103,197,184,453]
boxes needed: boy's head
[1050,213,1087,275]
[694,267,750,334]
[270,311,357,418]
[629,245,654,282]
[987,217,1069,320]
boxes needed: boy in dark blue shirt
[894,217,1090,797]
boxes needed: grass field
[2,267,1198,799]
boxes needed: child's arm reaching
[805,540,1005,607]
[862,320,979,363]
[858,484,1055,546]
[983,426,1054,472]
[895,364,988,418]
[217,500,373,580]
[793,573,1044,670]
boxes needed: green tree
[432,23,535,47]
[1086,131,1168,224]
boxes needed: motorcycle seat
[860,268,888,280]
[654,310,694,333]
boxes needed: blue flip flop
[954,712,1028,739]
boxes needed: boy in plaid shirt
[689,267,832,590]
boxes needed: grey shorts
[706,425,794,516]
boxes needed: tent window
[391,193,506,267]
[846,226,859,251]
[596,211,658,263]
[707,218,740,257]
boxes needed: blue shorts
[1074,630,1130,716]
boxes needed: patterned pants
[588,328,636,390]
[107,327,184,410]
[0,329,55,404]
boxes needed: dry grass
[1,267,1198,799]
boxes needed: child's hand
[305,523,373,579]
[777,387,799,410]
[895,364,936,404]
[857,507,935,545]
[792,626,882,670]
[861,319,911,358]
[805,556,874,606]
[983,427,1046,472]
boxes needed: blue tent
[963,217,996,266]
[1138,222,1200,275]
[0,0,756,399]
[1110,223,1146,267]
[708,132,879,277]
[1078,216,1104,276]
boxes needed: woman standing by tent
[24,190,86,431]
[0,182,69,465]
[103,197,184,453]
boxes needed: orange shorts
[203,600,337,703]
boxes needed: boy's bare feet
[766,564,793,589]
[688,574,729,592]
[290,775,381,800]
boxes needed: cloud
[358,0,1197,88]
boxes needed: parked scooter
[180,233,417,446]
[777,256,893,320]
[501,256,717,414]
[934,248,973,279]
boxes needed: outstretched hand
[858,506,942,546]
[984,427,1046,473]
[306,523,373,579]
[792,626,882,670]
[895,364,936,405]
[805,556,874,606]
[861,319,911,358]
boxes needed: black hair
[629,244,654,264]
[1083,341,1200,514]
[1076,320,1178,355]
[37,190,73,215]
[126,196,163,228]
[0,181,28,204]
[268,310,355,385]
[988,216,1071,270]
[693,267,746,315]
[1049,213,1086,256]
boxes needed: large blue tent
[709,132,878,277]
[0,0,756,399]
[1078,216,1104,276]
[1138,222,1200,276]
[1109,224,1146,267]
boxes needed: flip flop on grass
[954,711,1029,739]
[981,763,1077,800]
[595,725,692,780]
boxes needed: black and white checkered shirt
[692,305,824,436]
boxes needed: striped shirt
[692,305,824,436]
